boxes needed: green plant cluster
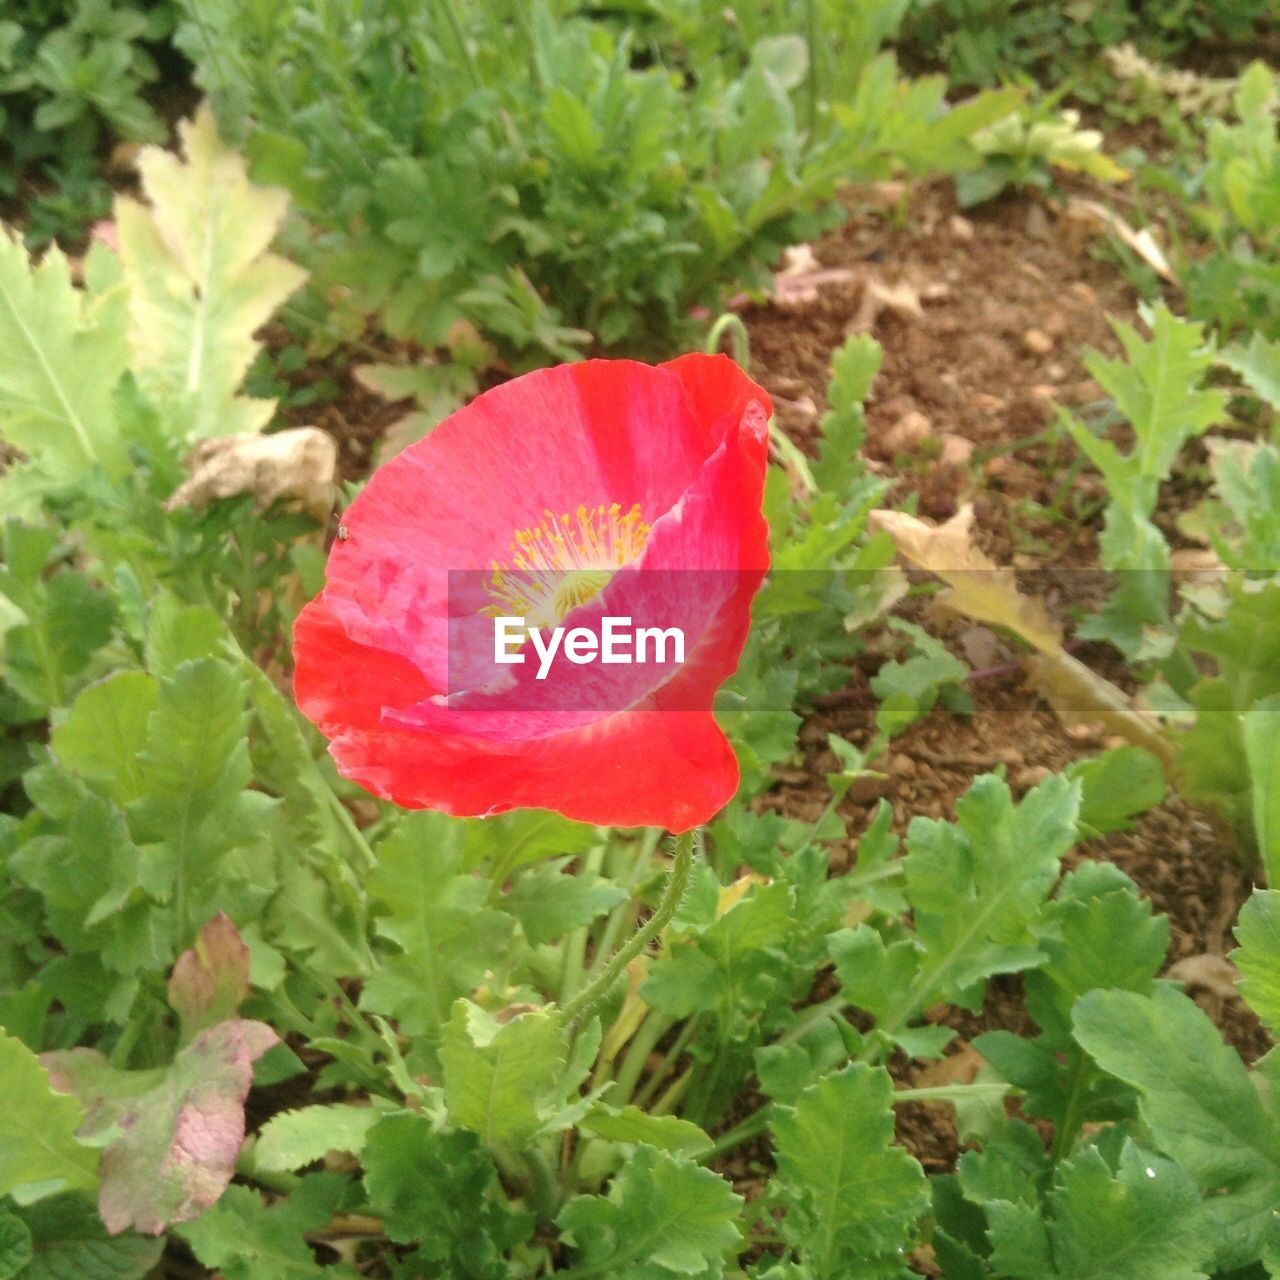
[169,0,1015,358]
[0,0,179,246]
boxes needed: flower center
[487,503,651,628]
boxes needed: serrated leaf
[178,1175,356,1280]
[580,1105,713,1156]
[359,815,515,1044]
[1044,1143,1211,1279]
[18,1194,162,1280]
[500,858,627,946]
[254,1104,383,1173]
[44,1020,277,1235]
[0,228,129,481]
[1232,890,1280,1034]
[361,1113,529,1274]
[117,105,306,441]
[1073,985,1280,1268]
[903,773,1080,1009]
[0,1032,98,1202]
[770,1064,928,1277]
[1065,747,1166,836]
[1220,332,1280,407]
[439,1001,566,1147]
[558,1146,742,1278]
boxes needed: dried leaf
[44,1020,278,1236]
[1066,198,1177,283]
[168,914,252,1041]
[870,506,1063,654]
[117,104,307,441]
[166,427,337,520]
[1166,953,1242,1001]
[771,244,859,308]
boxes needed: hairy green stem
[560,829,698,1026]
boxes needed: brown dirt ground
[738,178,1267,1178]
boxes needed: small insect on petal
[337,524,350,542]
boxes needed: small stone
[882,409,932,454]
[1015,764,1053,789]
[892,752,918,778]
[973,392,1007,415]
[1029,384,1059,401]
[949,214,975,240]
[1023,328,1054,355]
[939,433,974,465]
[1045,362,1067,382]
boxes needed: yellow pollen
[487,502,650,628]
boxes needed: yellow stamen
[487,502,651,628]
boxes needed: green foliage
[173,1,1013,356]
[1062,304,1226,657]
[0,1032,98,1202]
[1073,985,1280,1269]
[768,1064,928,1277]
[558,1146,742,1278]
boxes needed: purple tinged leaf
[168,913,252,1040]
[45,1020,278,1236]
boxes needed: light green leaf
[558,1146,742,1278]
[50,672,159,804]
[254,1104,384,1173]
[1073,985,1280,1268]
[770,1064,928,1278]
[0,1032,98,1202]
[1244,695,1280,885]
[580,1105,713,1157]
[439,1001,566,1148]
[117,105,306,441]
[1065,747,1166,836]
[0,228,129,481]
[1232,889,1280,1034]
[1220,332,1280,407]
[178,1176,356,1280]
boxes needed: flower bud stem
[561,828,698,1027]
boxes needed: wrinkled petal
[293,354,771,830]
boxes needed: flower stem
[560,829,698,1027]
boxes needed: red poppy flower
[293,354,771,831]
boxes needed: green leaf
[500,858,626,946]
[361,1113,530,1275]
[18,1194,162,1280]
[116,106,306,441]
[0,1031,98,1203]
[558,1146,742,1278]
[178,1175,356,1280]
[1244,695,1280,884]
[0,1214,31,1280]
[360,815,515,1043]
[580,1105,713,1157]
[50,672,159,805]
[439,1001,566,1148]
[1232,889,1280,1034]
[43,1020,277,1234]
[254,1104,384,1174]
[1080,305,1227,491]
[770,1064,928,1278]
[902,773,1080,1010]
[1043,1143,1212,1279]
[1073,985,1280,1268]
[0,227,129,482]
[1220,332,1280,407]
[1065,747,1166,836]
